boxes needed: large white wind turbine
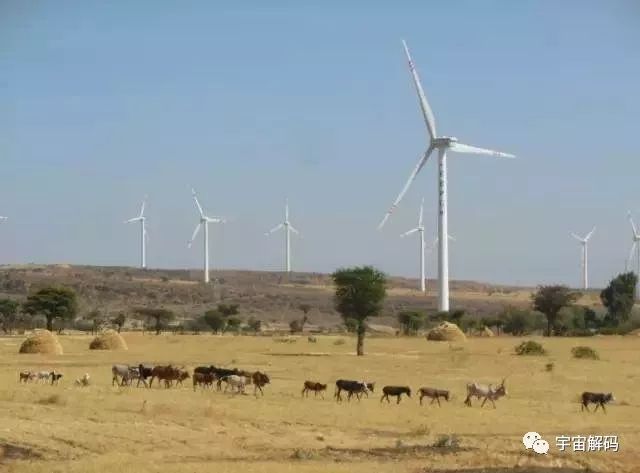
[188,189,225,283]
[626,212,640,300]
[265,199,299,273]
[124,197,147,269]
[401,198,426,292]
[378,40,515,312]
[570,227,595,290]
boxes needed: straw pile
[19,330,64,355]
[89,329,128,350]
[478,326,495,337]
[427,322,467,342]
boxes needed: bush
[432,434,461,449]
[333,338,346,346]
[515,340,546,356]
[571,346,599,360]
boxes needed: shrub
[333,338,346,346]
[571,346,599,360]
[432,434,461,449]
[514,340,546,356]
[545,362,554,372]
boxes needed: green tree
[217,304,239,317]
[500,307,531,336]
[343,317,358,333]
[0,298,20,334]
[203,310,226,333]
[225,316,242,333]
[397,310,424,335]
[601,272,637,326]
[532,285,579,336]
[112,312,126,333]
[246,317,262,333]
[133,307,175,335]
[22,287,77,332]
[87,309,105,335]
[289,319,302,334]
[448,309,466,325]
[332,266,387,356]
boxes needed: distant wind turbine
[626,212,640,300]
[124,197,147,269]
[188,189,225,283]
[400,198,426,292]
[265,199,299,273]
[378,40,515,312]
[570,226,595,290]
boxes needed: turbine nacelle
[432,136,458,147]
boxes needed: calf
[302,381,327,398]
[75,373,90,387]
[581,392,615,413]
[464,379,507,408]
[221,374,248,394]
[193,372,216,391]
[381,386,411,404]
[252,371,270,396]
[50,371,63,385]
[19,370,35,383]
[36,371,51,383]
[418,387,450,406]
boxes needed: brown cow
[302,381,327,398]
[150,365,190,388]
[252,371,270,396]
[193,372,216,391]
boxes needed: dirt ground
[1,333,638,473]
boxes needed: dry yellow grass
[1,333,639,472]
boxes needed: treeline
[396,272,640,337]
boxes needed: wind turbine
[400,198,426,292]
[124,197,147,269]
[378,40,515,312]
[626,212,640,300]
[188,188,225,283]
[265,199,299,273]
[570,227,595,290]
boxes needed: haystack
[478,326,495,337]
[426,322,467,342]
[89,329,128,350]
[19,330,63,355]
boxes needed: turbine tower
[570,227,595,290]
[400,198,426,292]
[265,199,299,273]
[626,212,640,300]
[124,197,147,269]
[378,40,515,312]
[188,189,225,283]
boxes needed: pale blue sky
[1,1,639,287]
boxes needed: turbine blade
[418,197,424,227]
[285,199,289,221]
[139,198,146,218]
[585,226,596,241]
[570,232,583,242]
[0,216,7,221]
[289,224,299,235]
[192,188,205,218]
[450,142,515,158]
[378,146,434,229]
[629,212,638,236]
[627,241,637,271]
[206,216,225,224]
[188,223,202,248]
[448,234,456,242]
[265,223,284,236]
[400,228,419,238]
[402,40,437,140]
[125,217,141,224]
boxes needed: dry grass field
[1,333,638,473]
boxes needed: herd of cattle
[17,365,616,412]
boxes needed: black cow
[334,379,370,402]
[137,364,154,388]
[380,385,411,404]
[581,392,614,413]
